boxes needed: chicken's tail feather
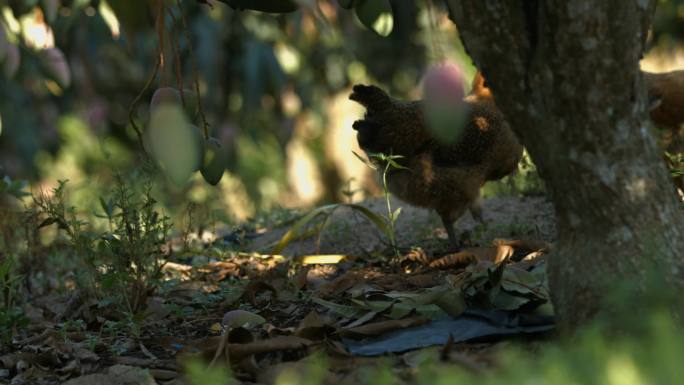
[350,84,392,111]
[352,119,384,153]
[470,71,493,100]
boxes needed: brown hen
[350,73,523,245]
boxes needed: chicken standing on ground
[350,73,523,245]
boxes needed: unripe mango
[150,87,182,111]
[200,137,228,185]
[422,61,468,144]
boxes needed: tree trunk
[448,0,684,330]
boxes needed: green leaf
[391,207,402,222]
[502,266,549,300]
[312,297,364,318]
[337,0,356,9]
[0,257,13,280]
[386,158,409,170]
[352,150,377,170]
[487,261,506,287]
[343,204,392,239]
[491,290,531,311]
[273,203,392,255]
[354,0,393,37]
[99,197,114,219]
[37,217,58,229]
[435,291,466,318]
[272,204,339,254]
[351,298,394,314]
[219,0,299,13]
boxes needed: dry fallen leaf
[62,365,156,385]
[429,251,479,269]
[317,272,361,298]
[338,316,429,338]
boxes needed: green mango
[150,87,181,112]
[200,137,228,185]
[219,0,299,13]
[150,87,199,119]
[147,105,201,186]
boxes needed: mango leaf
[487,260,506,287]
[343,204,392,239]
[272,203,391,254]
[344,310,379,329]
[435,291,467,318]
[340,317,428,337]
[337,0,356,9]
[271,204,339,254]
[351,298,394,313]
[388,286,464,319]
[219,0,299,13]
[312,297,365,318]
[354,0,393,37]
[501,266,547,298]
[491,290,531,311]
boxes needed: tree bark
[448,0,684,330]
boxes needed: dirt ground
[248,195,556,257]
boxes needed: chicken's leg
[437,205,462,243]
[469,200,485,224]
[440,214,458,245]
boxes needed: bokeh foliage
[0,0,681,223]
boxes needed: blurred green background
[0,0,681,227]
